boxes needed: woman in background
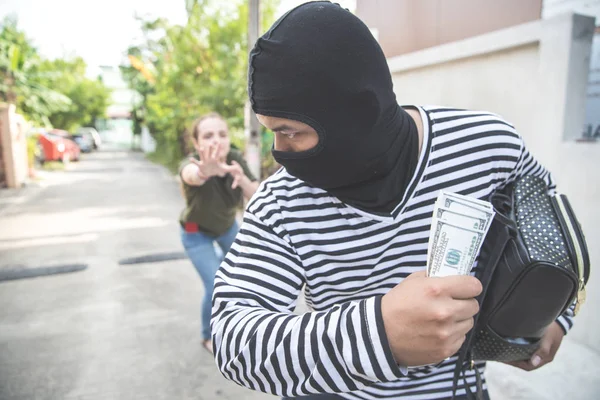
[179,112,259,353]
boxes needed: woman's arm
[227,160,259,200]
[236,174,260,200]
[181,145,230,187]
[181,162,208,186]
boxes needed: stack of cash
[427,192,495,277]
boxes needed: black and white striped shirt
[212,106,574,399]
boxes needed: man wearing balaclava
[211,2,570,399]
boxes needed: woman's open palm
[190,143,229,178]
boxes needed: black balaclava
[249,1,418,213]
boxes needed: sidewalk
[486,338,600,399]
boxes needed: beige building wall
[356,0,543,57]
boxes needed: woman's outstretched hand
[189,143,229,178]
[189,144,246,189]
[222,161,244,189]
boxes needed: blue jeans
[180,221,239,340]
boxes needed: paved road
[0,149,274,400]
[1,149,598,400]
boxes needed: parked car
[37,130,81,163]
[71,133,94,153]
[76,127,102,150]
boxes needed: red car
[37,129,81,163]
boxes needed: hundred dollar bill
[427,205,483,275]
[428,219,485,277]
[435,207,488,231]
[440,191,493,209]
[437,192,494,231]
[426,191,496,276]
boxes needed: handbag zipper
[553,195,587,315]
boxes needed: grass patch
[41,161,65,171]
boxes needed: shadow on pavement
[118,251,187,265]
[0,263,88,282]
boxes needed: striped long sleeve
[506,134,556,193]
[211,210,405,397]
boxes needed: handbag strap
[451,217,512,400]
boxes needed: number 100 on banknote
[426,191,495,277]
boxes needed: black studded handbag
[452,175,590,399]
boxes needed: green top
[179,150,256,236]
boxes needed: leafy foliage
[38,58,112,132]
[121,0,279,177]
[0,16,71,126]
[0,16,111,130]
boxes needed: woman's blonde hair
[190,112,227,140]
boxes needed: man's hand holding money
[380,192,502,367]
[381,271,482,367]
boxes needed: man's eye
[281,132,297,139]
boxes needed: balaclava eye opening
[249,1,418,213]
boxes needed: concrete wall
[388,13,599,351]
[0,104,28,189]
[542,0,600,140]
[583,30,600,140]
[542,0,600,19]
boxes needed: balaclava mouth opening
[249,1,418,213]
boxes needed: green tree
[121,0,278,173]
[39,57,112,131]
[0,16,71,126]
[0,16,111,130]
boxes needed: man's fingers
[403,272,481,300]
[447,334,467,357]
[452,298,480,322]
[405,270,427,280]
[437,276,483,299]
[504,322,565,372]
[504,341,550,371]
[452,316,475,337]
[529,334,553,369]
[504,359,535,371]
